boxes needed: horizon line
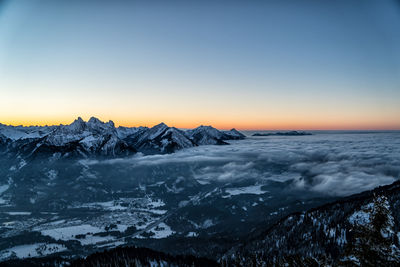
[1,117,399,132]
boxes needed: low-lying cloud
[81,132,400,196]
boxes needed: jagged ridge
[0,117,246,158]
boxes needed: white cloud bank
[81,132,400,196]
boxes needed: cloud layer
[82,132,400,196]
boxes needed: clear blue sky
[0,0,399,129]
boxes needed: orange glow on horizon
[1,116,399,131]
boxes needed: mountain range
[0,117,245,158]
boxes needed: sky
[0,0,399,130]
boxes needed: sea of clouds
[82,132,400,197]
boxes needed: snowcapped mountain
[45,117,115,146]
[116,126,147,139]
[126,123,194,154]
[186,126,246,145]
[186,125,229,145]
[18,117,135,157]
[0,117,246,158]
[222,128,246,140]
[0,123,54,141]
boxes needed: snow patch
[0,243,67,260]
[186,232,199,237]
[39,224,113,245]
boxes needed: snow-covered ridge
[0,123,55,141]
[0,117,245,157]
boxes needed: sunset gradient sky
[0,0,399,130]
